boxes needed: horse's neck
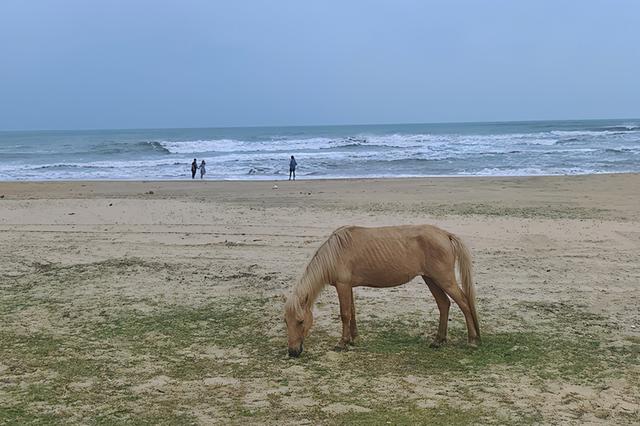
[294,274,323,306]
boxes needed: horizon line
[1,116,638,133]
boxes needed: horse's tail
[449,233,480,339]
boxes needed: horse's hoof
[468,341,480,349]
[333,343,348,352]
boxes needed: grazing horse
[284,225,480,357]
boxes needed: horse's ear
[302,294,309,308]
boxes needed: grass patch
[2,292,638,424]
[345,201,610,219]
[336,403,511,426]
[0,297,279,423]
[300,304,638,384]
[439,203,609,219]
[351,322,609,381]
[0,406,59,425]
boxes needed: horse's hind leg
[422,276,450,347]
[334,282,353,351]
[436,275,480,347]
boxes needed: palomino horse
[284,224,479,357]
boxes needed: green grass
[0,406,60,425]
[1,293,638,424]
[349,325,606,380]
[335,403,521,426]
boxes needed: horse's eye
[298,320,304,325]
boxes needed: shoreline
[0,171,638,183]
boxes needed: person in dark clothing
[289,155,297,181]
[191,159,197,179]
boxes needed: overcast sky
[1,0,639,130]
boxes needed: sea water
[0,119,638,180]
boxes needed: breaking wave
[1,119,639,180]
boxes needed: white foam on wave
[147,126,640,157]
[157,137,343,154]
[468,166,602,176]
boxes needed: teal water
[0,119,638,180]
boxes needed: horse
[284,224,480,357]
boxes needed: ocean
[0,119,638,181]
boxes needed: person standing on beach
[289,155,297,181]
[199,160,206,179]
[191,159,197,179]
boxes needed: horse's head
[284,294,313,357]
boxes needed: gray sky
[1,0,639,130]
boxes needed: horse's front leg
[334,282,352,351]
[349,288,358,344]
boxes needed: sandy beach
[1,174,639,424]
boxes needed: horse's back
[333,224,454,287]
[340,224,452,252]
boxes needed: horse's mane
[285,226,353,318]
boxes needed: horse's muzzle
[288,344,303,358]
